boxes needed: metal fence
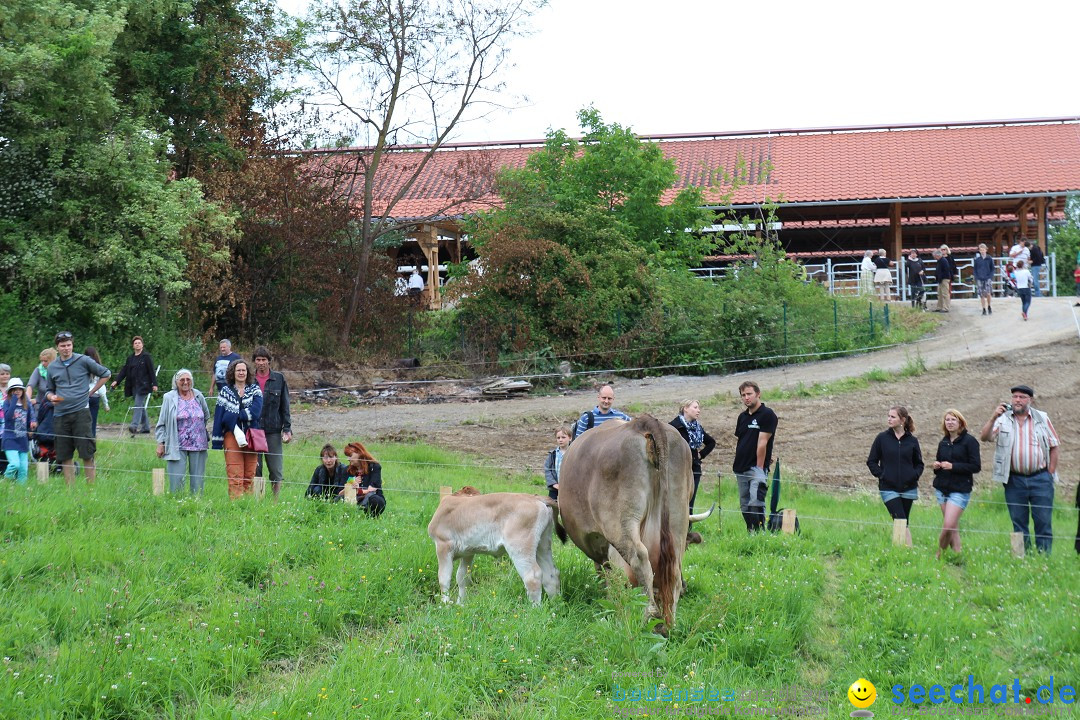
[693,254,1058,300]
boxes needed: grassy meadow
[1,436,1077,719]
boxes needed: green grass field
[1,437,1077,719]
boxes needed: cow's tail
[542,497,568,544]
[637,415,677,630]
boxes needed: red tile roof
[304,119,1080,220]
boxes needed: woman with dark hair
[306,444,351,499]
[83,347,110,438]
[670,399,716,543]
[211,358,262,499]
[343,441,385,516]
[931,409,981,558]
[867,406,923,546]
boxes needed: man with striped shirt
[574,385,630,440]
[980,385,1060,553]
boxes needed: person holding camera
[980,385,1059,554]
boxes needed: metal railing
[692,254,1057,299]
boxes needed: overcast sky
[281,0,1080,143]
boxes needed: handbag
[246,428,268,453]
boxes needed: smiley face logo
[848,678,877,709]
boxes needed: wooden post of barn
[891,519,908,546]
[342,481,357,505]
[36,461,49,484]
[781,509,797,534]
[1010,532,1025,558]
[440,486,452,498]
[152,468,165,496]
[253,475,266,500]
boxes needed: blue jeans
[1018,288,1032,316]
[131,393,151,432]
[1032,265,1042,296]
[1003,470,1054,553]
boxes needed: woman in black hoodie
[931,409,981,558]
[867,406,923,546]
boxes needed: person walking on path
[252,346,292,500]
[972,243,995,316]
[867,406,923,547]
[931,409,980,558]
[45,331,111,485]
[733,381,777,532]
[111,336,157,434]
[979,385,1059,554]
[1029,242,1045,297]
[1013,260,1033,320]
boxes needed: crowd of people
[553,382,1073,556]
[2,331,1075,556]
[858,237,1065,322]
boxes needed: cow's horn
[688,504,715,523]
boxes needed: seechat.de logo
[848,678,877,717]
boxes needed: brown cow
[557,415,712,636]
[427,487,566,605]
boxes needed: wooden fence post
[253,475,266,500]
[36,461,49,484]
[152,468,165,496]
[891,519,908,546]
[1010,532,1025,558]
[781,509,797,534]
[343,481,357,504]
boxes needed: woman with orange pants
[211,358,263,499]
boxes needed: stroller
[1002,261,1018,298]
[28,400,77,475]
[908,282,927,310]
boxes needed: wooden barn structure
[302,117,1080,308]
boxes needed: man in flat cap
[980,385,1060,553]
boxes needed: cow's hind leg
[455,554,474,605]
[610,535,658,621]
[507,546,544,605]
[536,522,560,599]
[435,541,454,604]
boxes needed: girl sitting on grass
[305,443,350,499]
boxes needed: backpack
[570,411,594,441]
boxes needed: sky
[279,0,1080,144]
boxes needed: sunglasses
[55,331,73,341]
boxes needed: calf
[427,487,565,605]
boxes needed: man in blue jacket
[973,243,995,316]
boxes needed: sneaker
[988,306,992,315]
[981,308,986,315]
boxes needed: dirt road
[296,297,1080,492]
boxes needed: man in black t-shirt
[732,380,777,532]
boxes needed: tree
[451,109,719,362]
[299,0,545,344]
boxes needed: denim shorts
[934,489,971,509]
[880,488,918,504]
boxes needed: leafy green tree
[1049,194,1080,292]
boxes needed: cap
[1010,385,1035,398]
[6,377,24,393]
